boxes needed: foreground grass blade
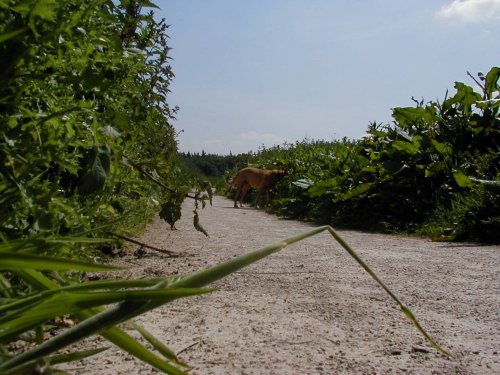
[0,236,111,254]
[171,226,327,288]
[325,226,450,356]
[0,278,168,316]
[1,270,189,375]
[170,225,450,356]
[3,347,109,375]
[0,288,212,343]
[0,305,188,375]
[129,322,187,366]
[0,252,121,271]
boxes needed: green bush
[0,0,202,372]
[237,69,499,242]
[0,0,181,240]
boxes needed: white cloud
[437,0,500,22]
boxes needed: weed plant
[230,69,500,242]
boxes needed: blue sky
[157,0,500,155]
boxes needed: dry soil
[61,195,499,375]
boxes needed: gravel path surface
[63,195,499,374]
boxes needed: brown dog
[227,167,287,208]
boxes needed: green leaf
[159,191,185,229]
[392,107,436,129]
[3,270,189,374]
[0,27,29,43]
[484,67,500,99]
[292,178,314,189]
[49,347,109,365]
[391,140,419,156]
[139,0,160,9]
[193,210,209,237]
[3,348,109,375]
[431,139,450,156]
[0,252,121,271]
[382,160,405,175]
[10,1,31,15]
[425,162,447,177]
[0,288,211,342]
[99,329,188,374]
[0,278,168,316]
[453,172,472,188]
[0,236,109,254]
[360,166,377,174]
[129,322,186,366]
[77,145,111,195]
[308,178,338,198]
[57,278,167,292]
[451,82,482,111]
[112,112,131,130]
[337,182,374,202]
[30,0,58,22]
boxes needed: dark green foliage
[420,184,500,243]
[0,0,181,239]
[240,69,499,242]
[0,0,205,372]
[77,145,112,196]
[159,191,186,230]
[179,151,251,178]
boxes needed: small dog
[226,167,287,208]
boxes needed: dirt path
[65,195,499,374]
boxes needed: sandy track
[63,195,499,374]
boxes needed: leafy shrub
[235,68,499,241]
[0,0,207,372]
[0,0,182,239]
[420,181,500,242]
